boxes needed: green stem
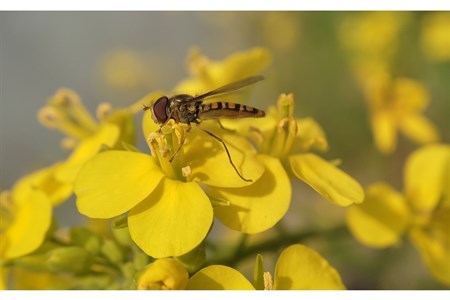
[209,225,347,267]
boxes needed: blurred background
[1,12,449,289]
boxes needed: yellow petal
[210,155,291,234]
[56,123,120,183]
[371,111,397,154]
[1,188,51,260]
[187,265,254,290]
[404,144,450,213]
[137,258,189,290]
[392,78,429,113]
[128,178,213,258]
[104,108,136,146]
[74,151,164,218]
[293,117,329,152]
[290,153,364,206]
[273,244,345,290]
[14,163,72,206]
[184,125,264,187]
[220,112,277,138]
[399,114,440,145]
[346,182,411,248]
[409,208,450,285]
[176,47,271,96]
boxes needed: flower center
[254,94,298,158]
[38,89,99,141]
[147,120,188,181]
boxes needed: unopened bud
[137,258,188,290]
[46,246,91,274]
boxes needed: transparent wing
[192,75,264,101]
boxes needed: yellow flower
[187,244,345,290]
[347,144,450,285]
[222,93,364,207]
[364,74,440,154]
[74,116,269,258]
[36,88,148,185]
[421,12,450,62]
[75,47,291,256]
[175,47,271,99]
[0,182,51,260]
[137,258,189,290]
[338,12,410,83]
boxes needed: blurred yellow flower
[364,74,440,154]
[421,12,450,62]
[100,49,147,90]
[187,244,345,290]
[175,47,271,98]
[0,183,51,260]
[222,93,364,207]
[38,88,135,150]
[37,88,147,185]
[137,258,188,290]
[338,12,410,83]
[347,144,450,285]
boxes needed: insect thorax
[170,94,201,124]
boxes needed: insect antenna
[198,126,252,182]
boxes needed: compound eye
[152,96,169,123]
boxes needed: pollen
[181,166,192,177]
[263,272,273,290]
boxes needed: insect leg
[169,123,192,162]
[198,127,252,182]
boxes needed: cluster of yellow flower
[1,43,448,290]
[338,12,446,155]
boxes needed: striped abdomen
[198,101,265,120]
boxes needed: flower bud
[100,240,123,265]
[46,246,91,274]
[137,258,188,290]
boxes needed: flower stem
[209,225,348,267]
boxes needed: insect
[144,75,265,182]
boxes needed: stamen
[277,93,295,118]
[96,102,113,121]
[60,137,78,150]
[281,117,298,157]
[249,126,264,147]
[263,272,273,290]
[53,89,81,106]
[37,107,64,128]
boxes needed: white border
[1,0,450,11]
[1,291,450,300]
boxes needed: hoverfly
[144,76,265,182]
